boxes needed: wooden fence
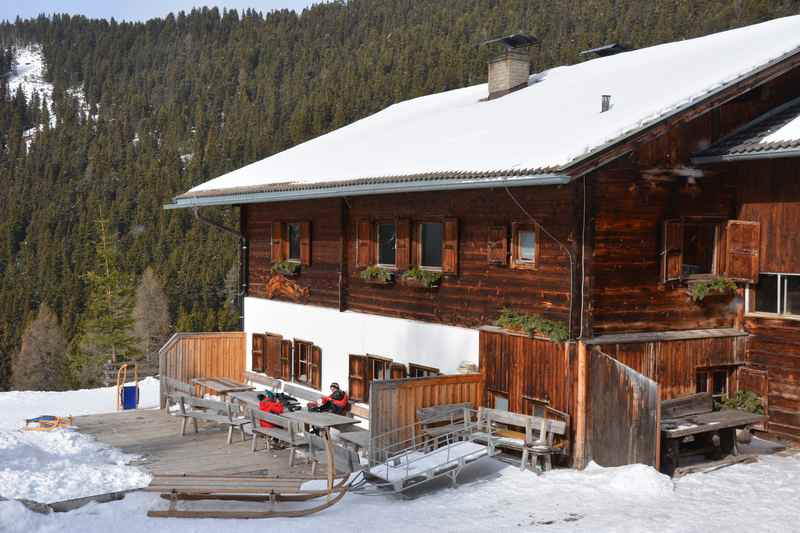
[369,373,483,458]
[158,332,246,408]
[586,349,661,468]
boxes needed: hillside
[0,0,798,390]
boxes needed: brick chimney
[483,33,538,100]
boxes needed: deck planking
[73,409,311,477]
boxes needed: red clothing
[258,399,284,428]
[321,391,349,412]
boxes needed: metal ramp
[367,411,494,492]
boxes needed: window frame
[292,338,314,387]
[375,220,398,268]
[695,365,736,403]
[417,221,445,271]
[746,272,800,319]
[661,217,726,282]
[511,222,541,270]
[408,363,440,378]
[680,220,720,279]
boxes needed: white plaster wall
[244,297,479,391]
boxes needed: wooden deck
[73,409,310,477]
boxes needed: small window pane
[288,223,301,260]
[786,276,800,316]
[713,370,727,397]
[377,223,396,265]
[518,230,536,262]
[682,222,716,276]
[696,371,708,393]
[755,274,779,313]
[494,394,509,411]
[421,223,443,268]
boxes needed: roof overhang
[164,173,572,209]
[692,148,800,165]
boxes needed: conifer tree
[12,303,67,390]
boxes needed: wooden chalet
[165,17,800,467]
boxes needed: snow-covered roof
[172,15,800,207]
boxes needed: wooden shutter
[280,339,292,380]
[735,366,768,430]
[487,225,508,265]
[271,221,285,262]
[348,354,368,403]
[310,345,322,390]
[299,221,311,266]
[356,218,372,267]
[725,220,760,283]
[396,218,411,269]
[390,362,407,380]
[264,333,283,378]
[251,333,265,372]
[442,217,459,274]
[661,220,683,282]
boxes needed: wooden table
[661,409,767,475]
[282,410,360,492]
[338,430,371,453]
[228,390,262,408]
[192,378,254,399]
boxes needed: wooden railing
[158,331,246,408]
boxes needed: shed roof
[692,96,800,163]
[169,15,800,209]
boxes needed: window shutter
[264,333,283,378]
[271,221,285,262]
[442,218,459,274]
[396,218,411,269]
[725,220,760,283]
[390,362,407,380]
[356,218,372,267]
[348,354,368,403]
[310,345,322,390]
[299,221,311,266]
[487,225,508,265]
[251,333,265,372]
[280,339,292,380]
[661,220,684,282]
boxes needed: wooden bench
[178,396,250,445]
[660,392,767,476]
[306,433,362,476]
[417,402,472,447]
[474,407,569,472]
[250,409,308,467]
[282,383,323,403]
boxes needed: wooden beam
[574,340,588,469]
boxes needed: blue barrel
[121,386,139,410]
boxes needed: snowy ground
[0,382,798,533]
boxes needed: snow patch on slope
[6,45,53,108]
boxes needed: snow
[762,114,800,143]
[6,45,53,109]
[188,15,800,197]
[369,441,488,482]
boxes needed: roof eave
[163,173,572,210]
[691,148,800,165]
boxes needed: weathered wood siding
[368,373,483,458]
[587,350,660,467]
[158,332,246,406]
[595,336,747,400]
[745,316,800,442]
[479,329,577,438]
[243,185,578,331]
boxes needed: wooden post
[574,341,589,469]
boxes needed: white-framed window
[747,273,800,316]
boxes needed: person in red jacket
[257,391,284,428]
[318,382,349,415]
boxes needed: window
[292,339,321,389]
[682,222,716,277]
[752,273,800,316]
[518,230,536,262]
[408,363,440,378]
[377,222,396,266]
[512,223,539,268]
[287,222,301,261]
[493,393,509,411]
[420,222,443,268]
[696,367,733,402]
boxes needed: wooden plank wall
[745,316,800,442]
[243,184,578,332]
[479,329,577,445]
[596,336,747,400]
[587,350,660,468]
[158,332,246,407]
[368,374,483,459]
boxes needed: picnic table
[228,390,262,408]
[660,392,767,476]
[338,429,370,453]
[192,377,254,399]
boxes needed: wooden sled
[145,474,352,519]
[23,415,73,431]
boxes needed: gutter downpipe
[192,206,247,330]
[504,187,575,340]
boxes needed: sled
[22,415,74,431]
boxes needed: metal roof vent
[601,95,612,113]
[482,33,538,100]
[580,43,631,58]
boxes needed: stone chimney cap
[482,33,538,51]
